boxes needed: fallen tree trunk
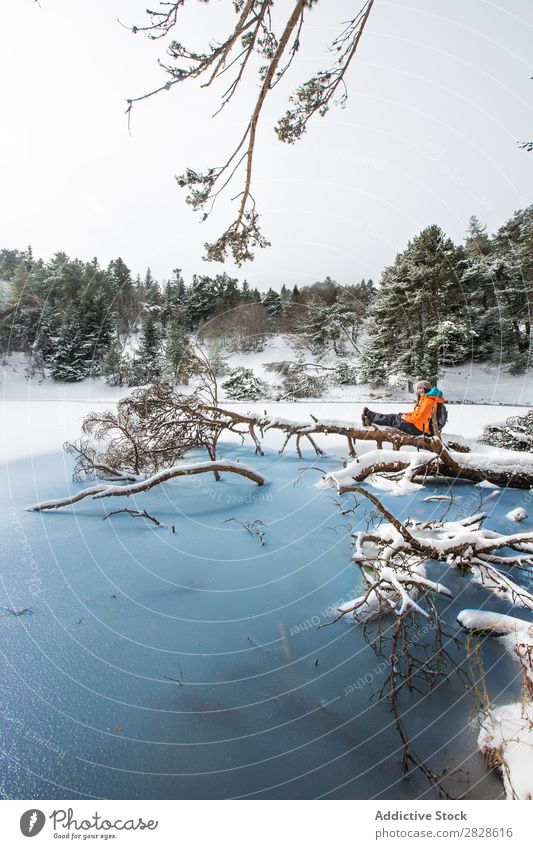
[200,403,466,457]
[66,382,533,490]
[325,440,533,490]
[28,460,266,512]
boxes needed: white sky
[0,0,532,289]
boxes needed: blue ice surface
[1,440,531,800]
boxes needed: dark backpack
[434,403,448,432]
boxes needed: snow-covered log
[478,703,533,800]
[457,609,533,642]
[73,381,475,480]
[324,440,533,490]
[211,405,467,458]
[28,460,266,512]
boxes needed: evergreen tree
[49,306,91,382]
[207,337,230,376]
[103,340,126,387]
[135,312,162,382]
[262,287,283,328]
[217,273,240,311]
[108,257,137,337]
[164,319,187,382]
[78,289,114,373]
[0,248,24,280]
[187,274,216,327]
[32,302,59,364]
[305,297,330,352]
[141,267,162,308]
[361,225,462,386]
[222,367,270,401]
[491,206,533,361]
[459,217,498,361]
[163,268,188,327]
[240,279,252,301]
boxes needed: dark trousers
[366,410,424,437]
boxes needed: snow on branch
[28,460,266,512]
[325,492,533,796]
[324,439,533,490]
[326,488,533,627]
[458,609,533,800]
[71,379,478,478]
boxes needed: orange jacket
[402,393,446,434]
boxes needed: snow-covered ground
[2,346,531,464]
[220,335,533,406]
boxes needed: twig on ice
[103,508,166,528]
[225,517,267,546]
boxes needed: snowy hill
[2,334,533,407]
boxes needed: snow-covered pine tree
[78,289,114,375]
[108,257,138,337]
[336,279,374,352]
[222,367,269,401]
[164,319,188,383]
[279,364,327,399]
[304,297,330,352]
[103,340,126,386]
[0,248,24,280]
[459,216,499,362]
[335,361,358,385]
[360,225,462,386]
[134,312,162,383]
[49,305,92,382]
[240,279,252,301]
[491,206,533,371]
[262,288,283,329]
[216,273,241,312]
[28,301,59,379]
[138,267,162,310]
[2,255,47,352]
[207,337,230,376]
[162,268,188,328]
[280,283,291,303]
[186,274,217,328]
[480,409,533,451]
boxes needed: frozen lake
[2,429,528,799]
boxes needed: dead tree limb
[28,460,265,512]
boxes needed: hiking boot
[361,407,370,427]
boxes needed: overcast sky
[0,0,531,289]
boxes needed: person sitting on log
[361,380,447,437]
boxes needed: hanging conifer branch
[125,0,374,264]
